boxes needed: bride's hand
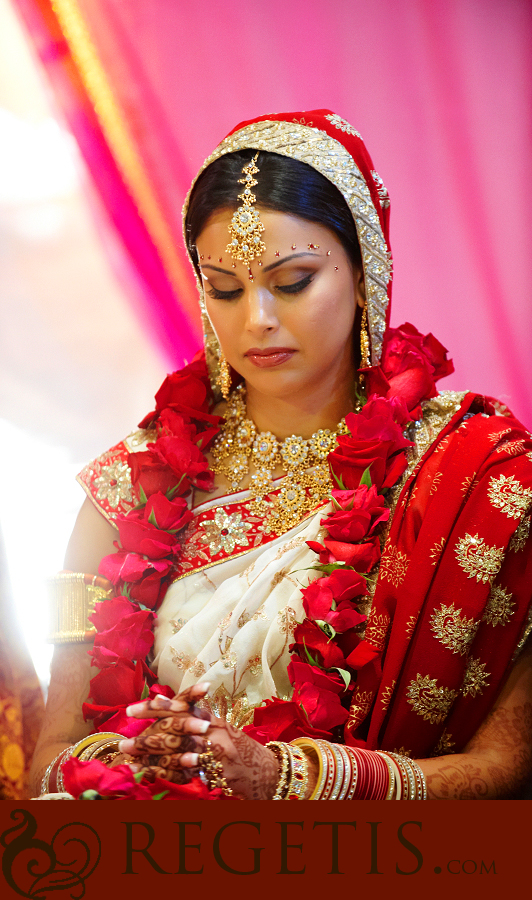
[120,685,280,799]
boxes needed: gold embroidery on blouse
[431,729,455,756]
[347,689,374,729]
[487,474,532,520]
[93,460,133,508]
[429,537,446,565]
[510,515,531,552]
[406,674,458,724]
[482,584,515,627]
[199,509,253,555]
[455,533,504,584]
[461,657,490,697]
[379,543,409,587]
[429,603,479,656]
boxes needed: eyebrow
[199,252,319,276]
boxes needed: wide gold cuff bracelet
[47,572,112,644]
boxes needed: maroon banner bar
[0,800,529,895]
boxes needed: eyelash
[206,273,314,301]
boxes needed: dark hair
[185,150,362,270]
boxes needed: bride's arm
[418,638,532,799]
[29,498,117,796]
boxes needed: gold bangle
[291,738,324,800]
[47,572,112,644]
[70,732,123,759]
[284,744,309,800]
[267,741,291,800]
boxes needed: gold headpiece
[226,153,266,265]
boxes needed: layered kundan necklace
[210,383,349,535]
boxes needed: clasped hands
[116,683,279,800]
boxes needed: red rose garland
[78,325,452,794]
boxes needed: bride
[31,110,532,801]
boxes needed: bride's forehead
[196,209,336,246]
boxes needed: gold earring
[218,352,231,400]
[360,302,370,369]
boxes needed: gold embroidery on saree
[429,603,479,656]
[379,543,409,587]
[429,537,446,565]
[406,674,458,724]
[431,729,456,756]
[482,584,515,626]
[487,474,532,520]
[380,680,396,711]
[347,689,374,729]
[461,657,490,697]
[277,606,297,636]
[510,515,531,552]
[455,533,504,584]
[199,685,255,729]
[365,610,391,651]
[405,615,419,639]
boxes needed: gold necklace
[210,384,348,536]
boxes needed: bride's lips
[244,347,296,368]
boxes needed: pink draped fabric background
[12,0,532,426]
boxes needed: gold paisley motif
[347,688,374,730]
[455,533,504,584]
[482,584,515,627]
[509,515,531,553]
[406,674,457,724]
[429,603,479,656]
[487,474,532,520]
[365,610,391,651]
[461,657,490,697]
[379,543,409,588]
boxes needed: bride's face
[196,209,365,402]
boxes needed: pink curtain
[12,0,532,425]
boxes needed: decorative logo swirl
[1,809,101,898]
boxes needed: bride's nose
[243,287,279,335]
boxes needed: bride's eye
[276,273,314,295]
[205,286,242,300]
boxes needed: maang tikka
[226,153,266,265]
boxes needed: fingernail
[125,703,144,716]
[118,739,136,753]
[188,719,209,734]
[181,753,199,767]
[195,682,211,692]
[128,764,141,773]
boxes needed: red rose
[89,658,147,707]
[323,484,390,542]
[326,568,368,601]
[90,608,155,667]
[89,596,138,632]
[381,322,454,419]
[128,449,177,498]
[99,550,173,609]
[143,492,193,533]
[301,578,334,620]
[291,620,345,669]
[328,398,412,492]
[151,436,214,494]
[244,697,331,744]
[326,599,366,631]
[116,516,178,559]
[308,536,380,572]
[295,683,349,731]
[62,758,216,800]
